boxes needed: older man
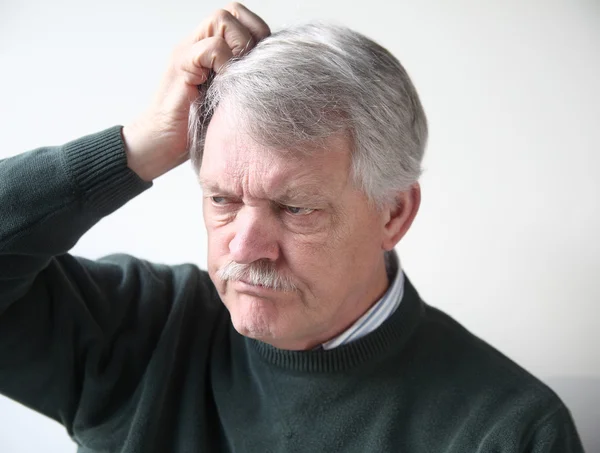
[0,3,583,452]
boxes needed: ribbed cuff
[62,126,152,216]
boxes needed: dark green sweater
[0,127,584,452]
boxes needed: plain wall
[0,0,598,451]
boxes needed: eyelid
[281,204,316,216]
[209,196,320,215]
[210,196,237,205]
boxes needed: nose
[228,207,280,264]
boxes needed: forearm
[0,126,151,311]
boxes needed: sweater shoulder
[412,302,563,409]
[95,252,222,310]
[397,302,585,451]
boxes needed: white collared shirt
[321,250,404,350]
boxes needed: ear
[381,183,421,251]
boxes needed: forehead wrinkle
[198,169,242,196]
[201,153,351,208]
[253,160,342,205]
[273,179,335,206]
[201,124,352,203]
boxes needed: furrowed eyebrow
[275,188,331,207]
[198,179,231,194]
[198,178,331,206]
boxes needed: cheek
[298,210,380,280]
[206,226,232,274]
[281,233,341,291]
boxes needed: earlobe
[381,183,421,251]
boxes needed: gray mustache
[217,261,298,292]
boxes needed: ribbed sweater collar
[246,276,424,373]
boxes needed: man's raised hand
[123,3,270,181]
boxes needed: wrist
[121,124,151,181]
[121,123,175,182]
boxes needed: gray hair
[189,22,428,207]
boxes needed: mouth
[234,279,279,295]
[239,278,264,287]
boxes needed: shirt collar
[320,250,405,350]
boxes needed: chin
[228,294,280,339]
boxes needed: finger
[223,2,271,44]
[180,37,234,85]
[192,9,254,57]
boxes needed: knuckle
[213,8,232,22]
[210,41,227,58]
[236,36,255,54]
[258,24,271,37]
[210,53,222,70]
[211,50,220,66]
[191,51,203,68]
[213,36,229,50]
[226,2,243,12]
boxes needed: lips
[234,279,278,295]
[239,278,262,287]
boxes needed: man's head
[192,23,427,350]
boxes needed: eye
[282,205,315,216]
[211,196,229,205]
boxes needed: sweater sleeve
[0,127,180,433]
[524,404,585,453]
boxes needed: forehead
[199,106,352,199]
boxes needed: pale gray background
[0,0,598,451]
